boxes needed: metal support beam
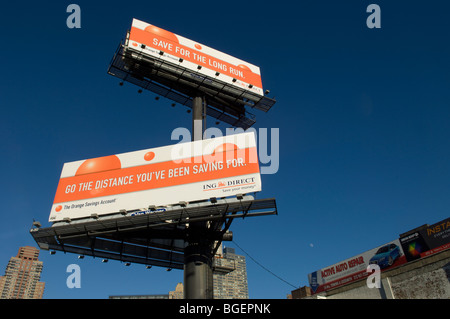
[192,96,203,142]
[184,95,214,299]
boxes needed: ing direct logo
[203,181,226,191]
[202,177,256,191]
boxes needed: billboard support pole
[184,95,214,299]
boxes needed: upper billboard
[126,18,264,97]
[49,132,261,222]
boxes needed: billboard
[126,18,264,97]
[400,217,450,261]
[308,217,450,294]
[49,132,261,222]
[308,240,407,294]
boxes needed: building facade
[213,246,249,299]
[0,246,45,299]
[169,282,184,299]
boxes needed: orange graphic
[144,151,155,161]
[238,64,251,72]
[144,25,179,43]
[213,143,238,154]
[75,155,121,176]
[209,143,256,165]
[55,205,62,212]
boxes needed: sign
[49,132,261,222]
[400,217,450,261]
[420,217,450,253]
[126,18,264,97]
[308,240,407,294]
[399,230,430,262]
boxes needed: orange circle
[144,151,155,162]
[55,205,62,212]
[144,25,179,43]
[194,43,202,50]
[75,155,121,176]
[238,64,252,72]
[213,143,238,154]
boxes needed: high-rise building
[213,246,249,299]
[0,246,45,299]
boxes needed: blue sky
[1,0,449,299]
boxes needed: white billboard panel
[49,132,261,222]
[126,18,264,97]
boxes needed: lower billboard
[308,240,407,294]
[49,132,261,222]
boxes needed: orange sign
[127,19,264,96]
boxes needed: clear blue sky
[1,0,449,299]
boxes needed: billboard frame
[31,196,277,270]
